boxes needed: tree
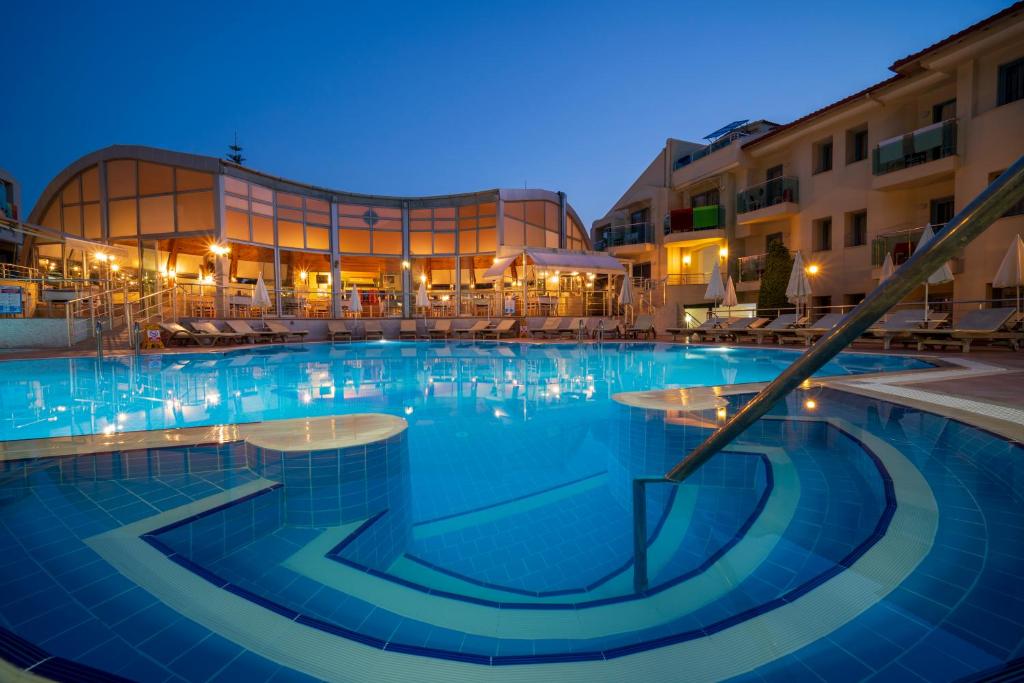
[757,239,794,316]
[226,132,245,165]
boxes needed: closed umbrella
[349,284,363,315]
[722,275,738,312]
[618,275,635,307]
[416,279,430,313]
[878,252,896,284]
[993,234,1024,311]
[786,251,812,319]
[252,273,272,315]
[918,224,954,322]
[704,260,725,312]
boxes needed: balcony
[870,225,925,267]
[592,222,655,256]
[664,205,726,245]
[871,119,958,191]
[674,131,750,170]
[736,177,799,225]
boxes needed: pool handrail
[664,154,1024,484]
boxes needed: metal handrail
[664,154,1024,483]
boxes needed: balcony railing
[665,205,725,235]
[674,131,750,170]
[666,272,712,286]
[870,225,930,266]
[736,177,799,214]
[592,221,654,251]
[736,249,796,282]
[872,119,957,176]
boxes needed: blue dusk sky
[5,0,1011,226]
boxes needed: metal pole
[95,321,104,361]
[666,155,1024,483]
[133,321,141,355]
[632,479,649,593]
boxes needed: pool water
[0,341,929,442]
[1,343,1021,682]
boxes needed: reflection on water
[0,342,928,442]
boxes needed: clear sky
[5,0,1011,226]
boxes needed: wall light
[719,246,729,259]
[401,260,411,270]
[682,254,692,266]
[167,269,176,279]
[110,264,120,273]
[716,407,728,421]
[548,275,559,285]
[420,273,427,283]
[94,252,108,262]
[806,264,820,275]
[209,244,231,257]
[804,399,818,410]
[299,270,308,282]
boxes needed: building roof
[744,2,1022,150]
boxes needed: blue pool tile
[208,649,280,682]
[167,633,244,681]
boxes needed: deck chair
[714,317,769,342]
[328,321,353,342]
[689,317,738,342]
[189,321,246,344]
[528,318,561,338]
[479,319,517,339]
[399,320,419,339]
[627,314,655,339]
[911,308,1020,352]
[454,320,492,339]
[557,318,588,339]
[364,320,385,340]
[793,312,846,346]
[744,314,803,344]
[429,319,452,339]
[862,309,941,349]
[264,321,309,341]
[160,322,232,346]
[226,320,279,343]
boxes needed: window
[845,210,867,247]
[813,138,833,174]
[812,216,832,251]
[691,189,720,207]
[633,262,652,279]
[844,293,864,307]
[989,170,1024,217]
[932,98,956,123]
[997,57,1024,106]
[846,125,868,164]
[766,165,783,181]
[929,196,955,228]
[766,232,784,251]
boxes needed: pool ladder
[631,156,1024,592]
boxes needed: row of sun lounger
[161,320,309,346]
[677,308,1024,352]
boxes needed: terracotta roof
[744,2,1022,150]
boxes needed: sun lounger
[557,318,588,339]
[429,319,452,339]
[792,312,846,346]
[264,321,309,341]
[528,318,561,337]
[364,320,385,340]
[453,320,491,339]
[910,308,1021,352]
[626,314,655,339]
[861,310,948,349]
[705,317,767,343]
[226,320,279,343]
[690,317,738,342]
[399,320,418,339]
[189,321,246,344]
[328,321,353,342]
[479,319,517,339]
[160,322,235,346]
[743,314,803,344]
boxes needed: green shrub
[757,240,794,316]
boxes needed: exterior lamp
[167,269,176,279]
[94,253,108,262]
[716,407,728,421]
[420,273,427,283]
[804,399,818,410]
[682,254,691,266]
[401,260,411,270]
[806,264,820,275]
[548,275,559,285]
[718,246,729,259]
[110,264,120,273]
[299,270,308,282]
[209,244,230,257]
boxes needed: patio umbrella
[722,275,738,312]
[416,279,430,313]
[349,284,363,315]
[618,274,635,308]
[993,234,1024,311]
[878,252,896,284]
[918,224,954,322]
[786,251,812,319]
[704,260,725,311]
[252,273,272,315]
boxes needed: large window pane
[175,191,214,231]
[373,230,401,255]
[434,232,455,254]
[306,226,329,250]
[139,162,174,195]
[253,216,274,244]
[224,177,248,196]
[61,178,81,205]
[140,195,174,234]
[81,167,100,202]
[84,204,101,239]
[278,219,304,248]
[410,231,432,255]
[175,169,213,191]
[339,228,370,253]
[109,198,138,236]
[226,209,250,241]
[106,160,137,198]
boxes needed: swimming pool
[2,342,1021,682]
[0,341,929,442]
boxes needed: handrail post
[95,321,104,361]
[666,155,1024,483]
[632,479,649,593]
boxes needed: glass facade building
[28,145,591,317]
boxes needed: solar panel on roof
[703,120,749,141]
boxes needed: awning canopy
[483,248,626,280]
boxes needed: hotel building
[592,3,1024,327]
